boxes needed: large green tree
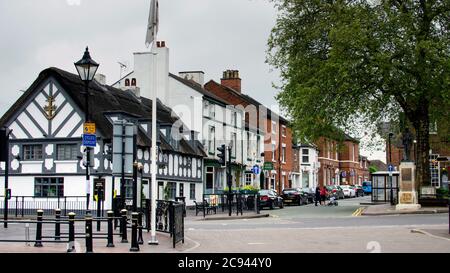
[268,0,450,188]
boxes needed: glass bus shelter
[370,171,400,203]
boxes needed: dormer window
[125,79,130,86]
[131,78,137,86]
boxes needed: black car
[258,190,284,209]
[282,188,308,206]
[352,185,364,197]
[301,188,315,203]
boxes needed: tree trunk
[413,113,430,189]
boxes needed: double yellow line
[352,207,364,217]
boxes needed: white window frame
[272,121,277,134]
[208,126,215,155]
[302,149,309,163]
[281,125,287,137]
[272,142,276,162]
[209,103,215,118]
[247,131,251,159]
[245,173,252,186]
[231,133,237,158]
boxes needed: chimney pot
[161,41,166,47]
[157,41,161,47]
[221,69,241,93]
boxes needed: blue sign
[252,165,261,175]
[341,171,347,178]
[82,134,97,147]
[388,164,394,172]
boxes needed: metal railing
[0,196,87,217]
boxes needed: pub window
[34,177,64,197]
[57,144,78,160]
[23,145,43,161]
[124,179,133,199]
[167,182,177,200]
[179,183,184,197]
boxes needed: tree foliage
[267,0,450,186]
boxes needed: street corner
[410,228,450,242]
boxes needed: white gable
[8,81,83,139]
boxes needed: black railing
[201,193,259,216]
[0,196,88,217]
[140,199,185,248]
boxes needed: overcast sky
[0,0,385,161]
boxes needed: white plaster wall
[21,161,43,173]
[167,78,203,136]
[55,161,78,173]
[5,176,35,196]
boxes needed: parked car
[282,188,308,206]
[259,189,284,210]
[301,188,315,203]
[340,185,356,198]
[352,185,364,197]
[362,181,372,195]
[326,185,345,199]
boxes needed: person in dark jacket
[315,186,321,206]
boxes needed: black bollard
[137,212,144,245]
[55,209,61,241]
[107,211,115,248]
[85,213,93,253]
[34,210,43,247]
[129,212,139,252]
[120,209,128,243]
[67,212,76,253]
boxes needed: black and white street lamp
[75,47,99,214]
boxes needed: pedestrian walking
[315,186,321,206]
[320,186,327,206]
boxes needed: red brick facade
[316,137,370,186]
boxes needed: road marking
[352,208,364,217]
[248,242,265,245]
[183,236,201,252]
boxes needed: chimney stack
[221,70,241,93]
[179,71,205,86]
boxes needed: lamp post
[74,47,99,214]
[388,132,394,205]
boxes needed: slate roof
[169,73,231,106]
[0,67,206,157]
[369,160,387,172]
[205,80,289,124]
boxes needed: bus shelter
[370,171,400,203]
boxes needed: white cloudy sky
[0,0,386,161]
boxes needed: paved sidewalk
[0,222,194,253]
[361,203,449,216]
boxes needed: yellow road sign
[84,123,96,134]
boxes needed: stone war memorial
[396,128,421,210]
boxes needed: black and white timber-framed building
[0,67,206,210]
